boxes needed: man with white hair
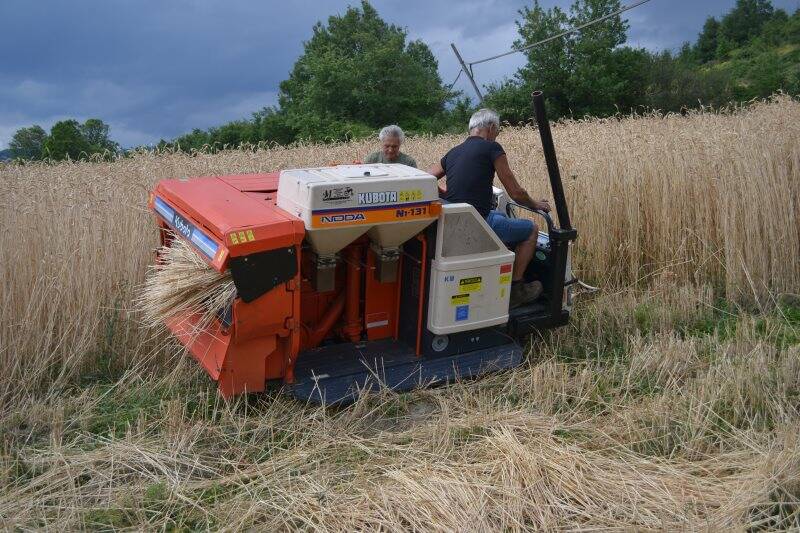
[364,125,417,167]
[428,108,551,308]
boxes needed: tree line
[8,119,118,162]
[7,0,799,161]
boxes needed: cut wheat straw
[136,236,235,334]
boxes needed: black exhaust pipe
[531,91,577,321]
[532,91,572,231]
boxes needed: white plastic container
[427,203,515,334]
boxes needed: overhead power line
[470,0,653,67]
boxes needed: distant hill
[0,149,12,161]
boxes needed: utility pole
[450,43,483,103]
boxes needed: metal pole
[450,43,483,103]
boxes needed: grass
[0,96,798,529]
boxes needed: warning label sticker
[450,293,470,306]
[229,229,256,245]
[499,274,511,285]
[459,276,482,293]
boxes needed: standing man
[428,108,550,308]
[364,125,417,167]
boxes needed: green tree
[696,17,720,62]
[252,107,299,146]
[80,118,118,153]
[485,1,570,122]
[9,125,48,160]
[786,9,800,44]
[278,1,451,141]
[485,0,642,121]
[643,50,733,111]
[173,129,212,152]
[566,0,635,117]
[719,0,775,46]
[760,9,790,45]
[42,120,91,160]
[211,121,256,148]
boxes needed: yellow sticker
[500,287,507,298]
[451,293,470,306]
[399,189,423,202]
[499,274,511,285]
[229,232,239,245]
[459,276,482,293]
[246,229,255,242]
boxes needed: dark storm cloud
[1,0,798,148]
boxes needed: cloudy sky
[1,0,798,149]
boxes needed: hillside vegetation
[0,97,798,530]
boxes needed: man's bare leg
[512,222,538,281]
[509,223,542,308]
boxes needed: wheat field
[0,96,798,530]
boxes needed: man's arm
[494,154,550,212]
[428,162,447,196]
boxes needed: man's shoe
[509,280,543,309]
[526,280,543,300]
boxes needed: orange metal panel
[364,249,400,341]
[219,172,280,192]
[217,335,276,397]
[341,244,363,342]
[233,278,295,343]
[166,312,229,380]
[154,176,304,259]
[167,307,285,397]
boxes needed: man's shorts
[486,210,534,247]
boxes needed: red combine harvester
[147,92,577,404]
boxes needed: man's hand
[532,199,551,212]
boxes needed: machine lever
[506,202,555,235]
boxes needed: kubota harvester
[147,92,578,404]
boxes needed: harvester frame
[147,91,577,404]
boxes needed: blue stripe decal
[154,196,175,221]
[153,195,219,260]
[191,229,219,258]
[312,201,431,215]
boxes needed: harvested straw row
[1,403,795,530]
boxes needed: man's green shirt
[364,151,417,168]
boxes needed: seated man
[428,108,550,309]
[364,125,417,167]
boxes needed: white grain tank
[276,164,440,288]
[427,203,515,334]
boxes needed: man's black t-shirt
[440,136,505,217]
